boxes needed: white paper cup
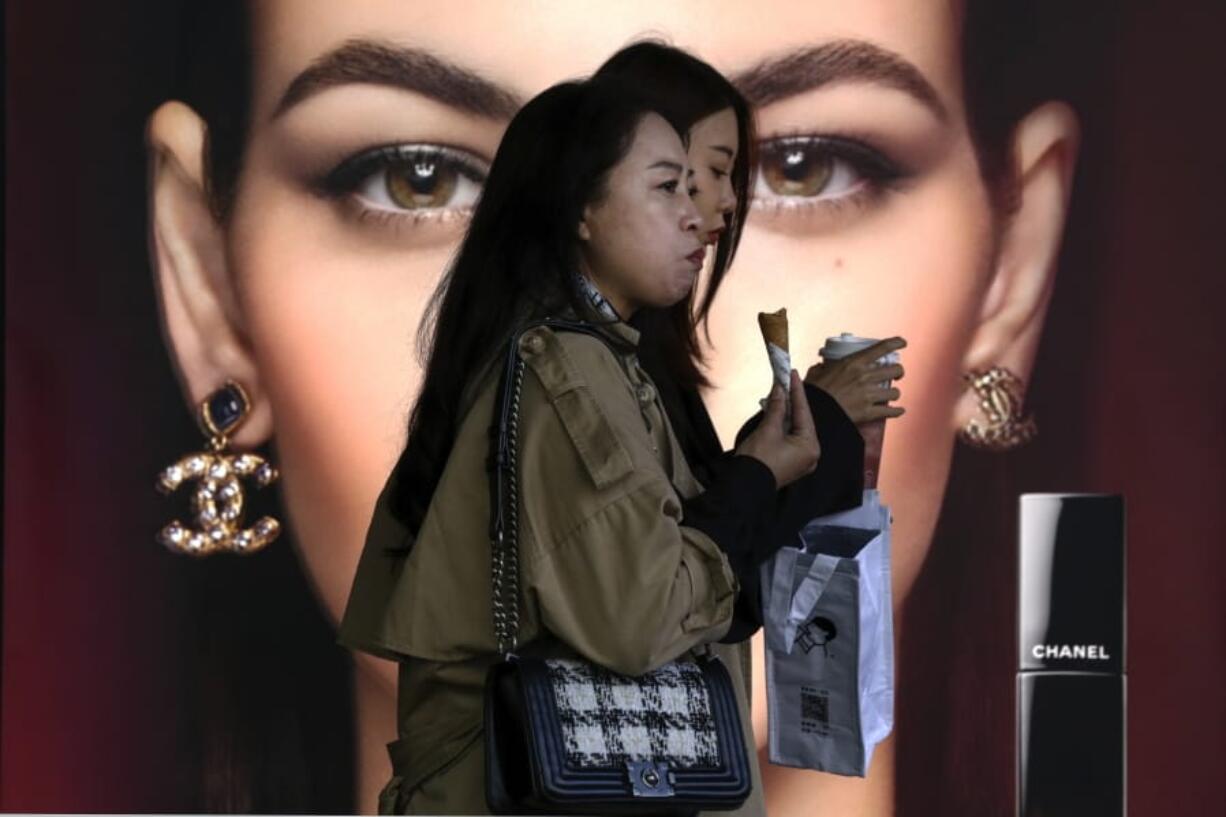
[819,333,900,489]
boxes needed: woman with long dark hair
[594,40,905,632]
[340,75,825,813]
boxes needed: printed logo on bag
[1030,644,1112,660]
[799,685,831,736]
[796,616,837,657]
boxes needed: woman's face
[170,0,1053,707]
[686,107,740,244]
[579,112,705,316]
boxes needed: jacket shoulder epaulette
[516,326,634,490]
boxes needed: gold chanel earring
[959,366,1037,452]
[156,380,281,555]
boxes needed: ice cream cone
[757,308,793,410]
[757,308,789,352]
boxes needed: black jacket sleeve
[739,383,866,557]
[682,383,865,643]
[677,454,777,578]
[630,323,864,642]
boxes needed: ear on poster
[146,100,273,450]
[954,102,1080,448]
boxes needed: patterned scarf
[573,271,623,323]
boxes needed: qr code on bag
[800,685,830,736]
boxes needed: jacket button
[519,332,545,357]
[636,383,655,405]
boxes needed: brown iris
[385,156,459,209]
[760,142,834,197]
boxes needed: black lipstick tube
[1017,494,1126,817]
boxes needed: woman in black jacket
[595,42,907,643]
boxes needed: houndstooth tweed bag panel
[545,658,722,769]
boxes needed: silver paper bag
[760,489,894,776]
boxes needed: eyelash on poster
[750,132,913,215]
[309,143,490,228]
[312,134,912,226]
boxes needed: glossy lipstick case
[1017,494,1126,816]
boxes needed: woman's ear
[954,101,1080,433]
[146,100,272,448]
[577,210,593,241]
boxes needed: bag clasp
[627,760,675,797]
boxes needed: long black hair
[391,78,686,535]
[595,41,757,389]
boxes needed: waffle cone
[757,308,789,352]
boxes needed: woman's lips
[687,248,707,268]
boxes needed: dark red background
[5,1,1224,814]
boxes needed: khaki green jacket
[339,319,765,816]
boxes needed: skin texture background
[4,1,1224,815]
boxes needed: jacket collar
[568,272,641,349]
[556,304,641,350]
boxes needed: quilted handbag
[482,319,752,815]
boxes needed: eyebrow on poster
[272,38,948,124]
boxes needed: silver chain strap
[488,319,629,660]
[492,354,526,658]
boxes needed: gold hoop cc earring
[155,380,281,555]
[959,366,1037,452]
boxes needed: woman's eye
[314,144,489,224]
[752,136,905,215]
[659,180,680,193]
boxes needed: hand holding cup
[804,336,907,425]
[806,333,906,490]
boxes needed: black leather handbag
[483,319,753,815]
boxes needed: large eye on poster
[4,2,1223,815]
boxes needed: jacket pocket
[551,387,634,489]
[383,727,484,814]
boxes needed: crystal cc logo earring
[959,366,1038,452]
[156,380,281,555]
